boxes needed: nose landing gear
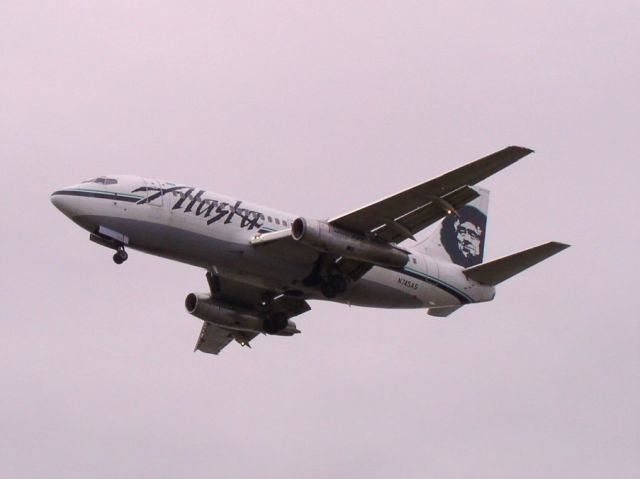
[113,247,128,265]
[89,230,129,265]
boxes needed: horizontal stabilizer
[463,242,570,285]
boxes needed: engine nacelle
[291,217,409,268]
[185,293,299,336]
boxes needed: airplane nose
[50,192,62,208]
[50,189,78,218]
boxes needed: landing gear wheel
[113,249,128,264]
[320,282,337,299]
[328,275,348,294]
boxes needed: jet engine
[185,293,299,336]
[291,217,409,268]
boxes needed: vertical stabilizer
[413,188,490,267]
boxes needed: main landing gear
[112,247,128,265]
[263,311,288,335]
[319,274,348,299]
[302,255,350,299]
[256,292,286,333]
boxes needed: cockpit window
[82,176,118,185]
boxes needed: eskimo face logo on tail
[440,205,487,267]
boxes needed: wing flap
[464,242,570,286]
[427,305,462,317]
[195,322,259,355]
[372,185,481,243]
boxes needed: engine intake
[185,293,299,336]
[291,217,408,268]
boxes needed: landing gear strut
[113,247,128,265]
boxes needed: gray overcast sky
[1,1,638,477]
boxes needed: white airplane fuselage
[50,147,569,354]
[51,175,495,311]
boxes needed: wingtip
[507,145,535,155]
[544,241,571,253]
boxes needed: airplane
[50,146,569,355]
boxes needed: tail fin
[413,187,490,267]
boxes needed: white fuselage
[51,176,495,310]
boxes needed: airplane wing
[329,146,533,242]
[193,272,310,355]
[250,146,534,282]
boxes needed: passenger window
[267,216,273,222]
[275,218,281,225]
[282,220,288,227]
[412,257,417,264]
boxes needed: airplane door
[144,179,163,206]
